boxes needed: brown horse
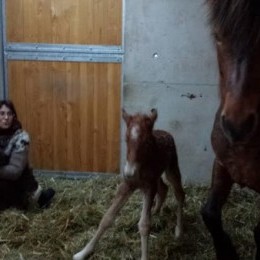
[201,0,260,259]
[73,109,185,260]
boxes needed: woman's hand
[0,150,9,166]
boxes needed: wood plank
[79,64,95,170]
[8,61,121,173]
[6,0,122,45]
[106,65,121,172]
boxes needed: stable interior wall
[123,0,219,184]
[0,0,220,183]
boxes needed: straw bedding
[0,176,259,259]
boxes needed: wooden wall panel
[8,61,121,173]
[6,0,122,45]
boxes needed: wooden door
[3,0,123,174]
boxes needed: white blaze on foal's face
[124,124,140,178]
[130,124,140,141]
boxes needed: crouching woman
[0,100,55,211]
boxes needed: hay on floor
[0,175,259,259]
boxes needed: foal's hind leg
[201,160,238,260]
[73,181,134,260]
[165,165,185,239]
[153,177,168,214]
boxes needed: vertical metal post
[0,0,6,99]
[119,0,126,174]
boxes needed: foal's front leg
[138,185,157,260]
[201,160,238,260]
[73,181,134,260]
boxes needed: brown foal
[73,108,185,260]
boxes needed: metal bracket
[5,43,124,63]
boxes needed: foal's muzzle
[221,113,257,143]
[123,161,139,179]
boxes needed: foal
[73,108,185,260]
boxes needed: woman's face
[0,105,14,129]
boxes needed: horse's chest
[225,149,260,192]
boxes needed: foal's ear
[149,108,158,122]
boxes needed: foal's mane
[206,0,260,59]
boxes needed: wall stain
[181,93,203,100]
[169,120,182,132]
[181,93,196,100]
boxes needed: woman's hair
[0,100,18,118]
[0,100,21,133]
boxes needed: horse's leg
[254,222,260,259]
[139,185,157,260]
[153,177,168,214]
[73,181,134,260]
[201,159,238,260]
[165,165,185,239]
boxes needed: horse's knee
[201,203,221,230]
[254,224,260,260]
[254,224,260,244]
[201,203,211,221]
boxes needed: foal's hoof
[73,245,94,260]
[73,252,85,260]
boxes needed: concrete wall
[122,0,220,184]
[0,0,220,183]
